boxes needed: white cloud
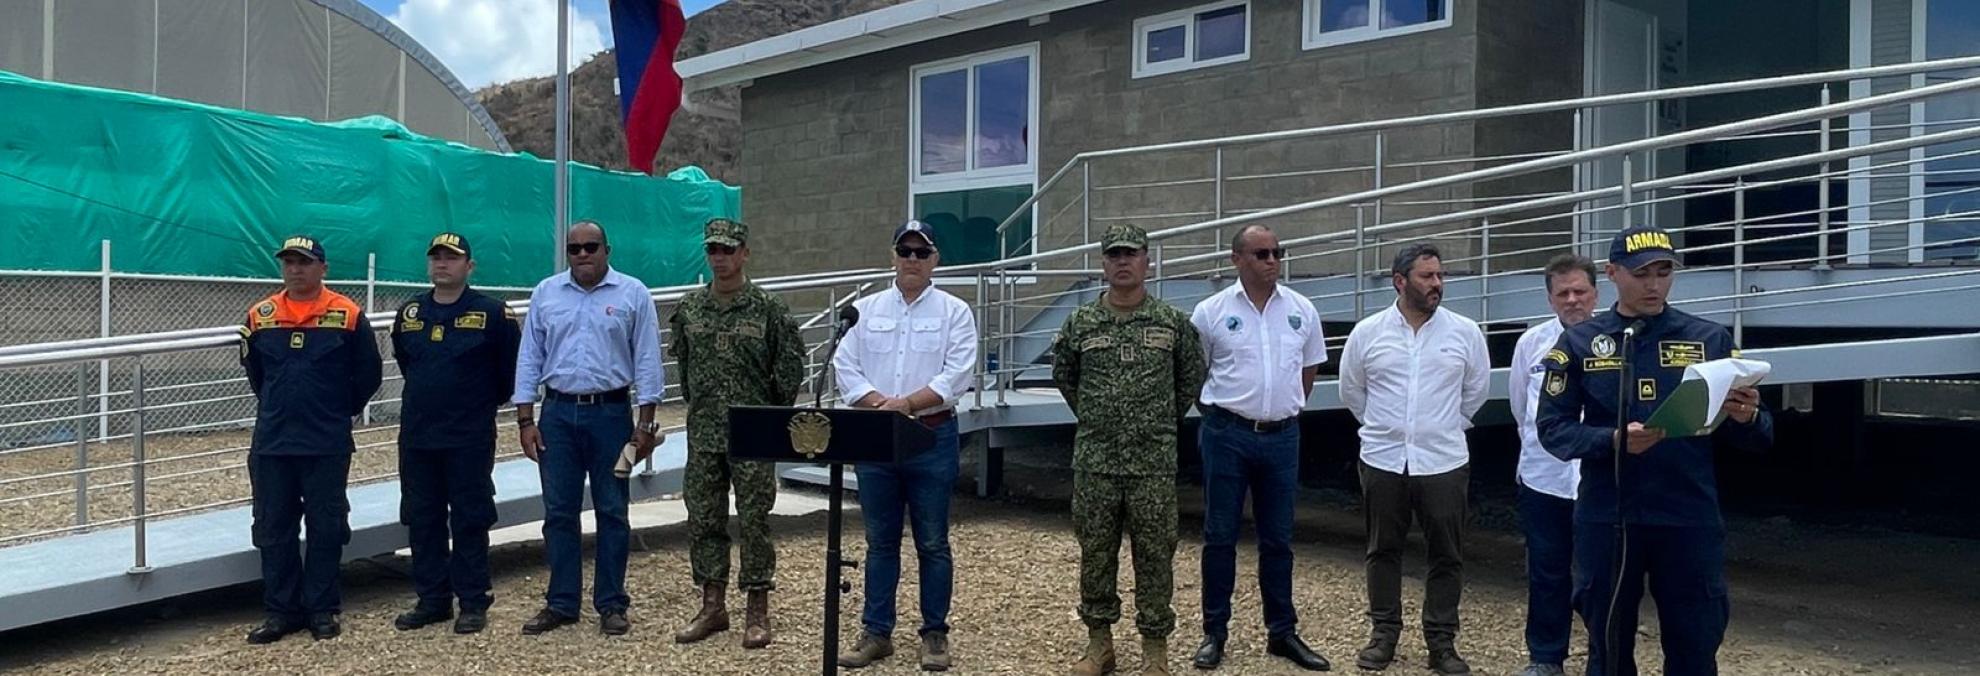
[389,0,609,89]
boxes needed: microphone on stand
[835,305,860,338]
[1605,317,1648,676]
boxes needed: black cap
[1609,225,1680,270]
[892,219,937,247]
[273,235,325,262]
[428,232,471,257]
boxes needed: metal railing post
[1572,109,1585,256]
[997,269,1010,406]
[1154,243,1166,298]
[1082,160,1093,270]
[1354,205,1367,319]
[1480,217,1492,322]
[74,363,90,527]
[128,360,151,574]
[1620,153,1636,229]
[1213,146,1226,247]
[98,240,111,442]
[363,252,376,426]
[1816,85,1833,269]
[975,273,987,409]
[1733,178,1747,346]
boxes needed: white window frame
[908,43,1040,193]
[907,43,1042,280]
[1132,0,1252,79]
[1302,0,1455,51]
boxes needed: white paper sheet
[1686,358,1772,429]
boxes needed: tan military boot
[1140,637,1169,675]
[1071,625,1116,675]
[741,589,771,649]
[673,583,729,644]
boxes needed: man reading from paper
[1535,225,1773,676]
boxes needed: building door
[1582,0,1663,249]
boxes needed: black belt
[1206,405,1297,434]
[917,410,955,429]
[545,387,631,405]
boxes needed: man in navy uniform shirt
[390,232,521,635]
[1537,225,1773,676]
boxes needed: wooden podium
[728,406,936,676]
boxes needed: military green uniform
[670,219,806,592]
[1051,224,1208,640]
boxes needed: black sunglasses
[894,245,936,260]
[1103,247,1143,258]
[1246,247,1288,261]
[565,242,603,256]
[705,243,738,256]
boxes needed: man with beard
[1507,254,1598,676]
[1339,243,1491,675]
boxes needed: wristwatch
[638,421,660,435]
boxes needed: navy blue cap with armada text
[427,232,471,258]
[273,235,325,261]
[892,219,938,246]
[1609,225,1681,270]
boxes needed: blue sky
[360,0,729,87]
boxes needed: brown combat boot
[1140,637,1169,675]
[673,583,729,644]
[741,589,771,649]
[1071,625,1116,675]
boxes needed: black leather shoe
[308,614,341,641]
[1192,634,1225,670]
[394,604,454,631]
[454,609,488,634]
[245,617,305,645]
[600,610,631,636]
[1267,634,1331,671]
[1427,647,1472,675]
[521,608,579,635]
[1356,635,1398,671]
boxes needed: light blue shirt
[512,267,666,405]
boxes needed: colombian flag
[607,0,687,174]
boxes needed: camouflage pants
[684,451,778,591]
[1073,471,1178,638]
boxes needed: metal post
[98,240,110,442]
[997,269,1010,406]
[74,363,90,527]
[1480,217,1492,323]
[1081,160,1093,270]
[1733,178,1747,346]
[1572,109,1585,256]
[1816,85,1833,270]
[1213,146,1226,246]
[1620,153,1636,228]
[1354,205,1367,319]
[975,273,987,409]
[128,361,151,574]
[552,0,571,273]
[1154,242,1165,298]
[363,252,376,426]
[1372,133,1386,239]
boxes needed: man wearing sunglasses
[512,220,666,636]
[834,219,979,671]
[1053,223,1206,676]
[1339,243,1491,675]
[1186,225,1331,671]
[669,218,806,649]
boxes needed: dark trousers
[399,444,498,612]
[1358,461,1468,647]
[1198,410,1302,640]
[537,400,632,617]
[1518,486,1576,665]
[249,453,352,621]
[854,419,959,637]
[1576,523,1730,676]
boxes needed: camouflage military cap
[705,218,748,247]
[1101,224,1148,252]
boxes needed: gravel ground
[0,407,688,543]
[3,478,1976,675]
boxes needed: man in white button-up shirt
[832,219,977,671]
[1338,243,1490,675]
[1186,225,1332,672]
[1506,254,1597,676]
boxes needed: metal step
[1874,378,1980,421]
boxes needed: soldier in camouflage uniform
[1052,223,1208,676]
[668,218,806,650]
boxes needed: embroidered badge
[1591,334,1616,358]
[1545,349,1570,366]
[1224,316,1242,333]
[454,311,487,329]
[1659,340,1704,368]
[255,301,276,319]
[430,325,444,342]
[1544,370,1566,396]
[1288,314,1302,331]
[289,332,304,349]
[1638,378,1657,401]
[402,303,419,321]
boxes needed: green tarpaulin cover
[0,70,737,288]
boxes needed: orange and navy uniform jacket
[239,290,384,456]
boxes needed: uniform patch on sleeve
[1142,327,1176,350]
[1544,370,1566,396]
[1080,336,1114,351]
[454,311,487,329]
[1544,349,1570,366]
[1659,340,1705,368]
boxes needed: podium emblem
[788,411,833,459]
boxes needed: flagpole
[553,0,571,273]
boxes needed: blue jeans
[537,400,632,616]
[1519,486,1576,666]
[1198,409,1301,640]
[854,419,959,637]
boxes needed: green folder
[1644,377,1722,437]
